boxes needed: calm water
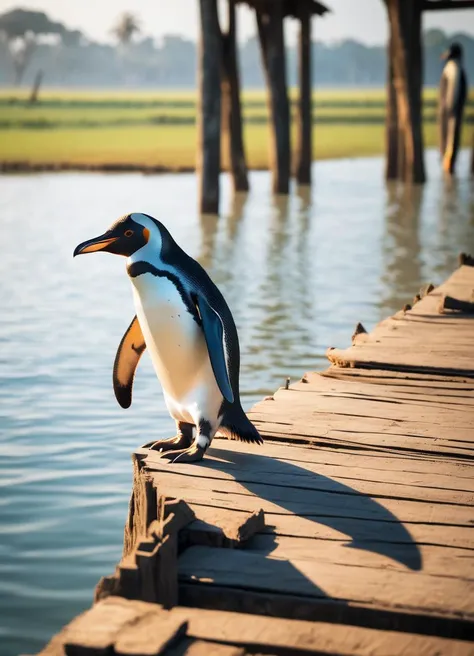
[1,151,473,655]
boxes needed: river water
[1,151,473,655]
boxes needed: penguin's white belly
[130,273,222,424]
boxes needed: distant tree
[61,29,83,48]
[112,12,140,48]
[0,8,65,84]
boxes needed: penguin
[73,213,263,463]
[438,42,467,175]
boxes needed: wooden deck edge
[325,348,474,379]
[179,582,474,641]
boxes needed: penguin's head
[441,42,463,62]
[73,213,159,258]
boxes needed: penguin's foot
[141,433,192,452]
[160,444,206,464]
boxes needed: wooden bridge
[40,260,474,656]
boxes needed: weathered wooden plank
[327,268,474,376]
[182,509,265,549]
[327,346,474,378]
[253,390,474,430]
[321,367,474,389]
[166,639,244,656]
[214,439,474,477]
[186,503,474,550]
[63,598,153,656]
[296,371,474,403]
[179,583,474,641]
[146,458,474,506]
[143,442,474,490]
[178,546,474,618]
[40,598,474,656]
[246,534,474,578]
[171,605,474,656]
[114,610,187,655]
[249,420,474,460]
[147,473,474,527]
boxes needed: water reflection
[380,183,424,313]
[226,191,248,241]
[197,213,219,269]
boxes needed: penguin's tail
[219,405,264,445]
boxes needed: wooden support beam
[423,0,474,9]
[197,0,222,214]
[471,132,474,176]
[256,2,291,194]
[385,32,399,180]
[222,0,249,193]
[296,0,312,185]
[384,0,426,184]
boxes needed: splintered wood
[39,264,474,655]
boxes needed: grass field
[0,88,472,170]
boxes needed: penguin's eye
[124,229,134,238]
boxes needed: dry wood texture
[197,0,222,214]
[39,597,474,656]
[221,0,249,193]
[256,2,291,194]
[40,265,474,655]
[384,0,425,183]
[296,0,312,185]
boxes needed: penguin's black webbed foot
[141,434,192,452]
[161,444,206,464]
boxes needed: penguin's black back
[143,216,262,444]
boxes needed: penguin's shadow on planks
[205,446,422,572]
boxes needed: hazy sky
[1,0,473,45]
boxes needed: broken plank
[175,501,474,550]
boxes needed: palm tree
[112,12,140,47]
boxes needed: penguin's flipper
[194,294,234,404]
[113,315,146,409]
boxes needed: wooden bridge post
[256,2,291,194]
[222,0,249,193]
[384,0,425,184]
[385,33,399,180]
[296,0,312,185]
[471,133,474,176]
[197,0,222,214]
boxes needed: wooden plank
[147,459,474,506]
[252,391,474,433]
[246,534,474,578]
[166,639,244,656]
[297,370,474,403]
[170,605,474,656]
[178,546,474,618]
[189,439,474,480]
[40,598,474,656]
[327,268,474,376]
[142,443,474,481]
[249,419,474,460]
[320,367,474,389]
[149,455,474,501]
[182,510,265,549]
[63,598,153,655]
[114,611,187,655]
[189,503,474,550]
[146,470,474,526]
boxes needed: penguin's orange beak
[73,233,118,256]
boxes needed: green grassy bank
[0,88,472,171]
